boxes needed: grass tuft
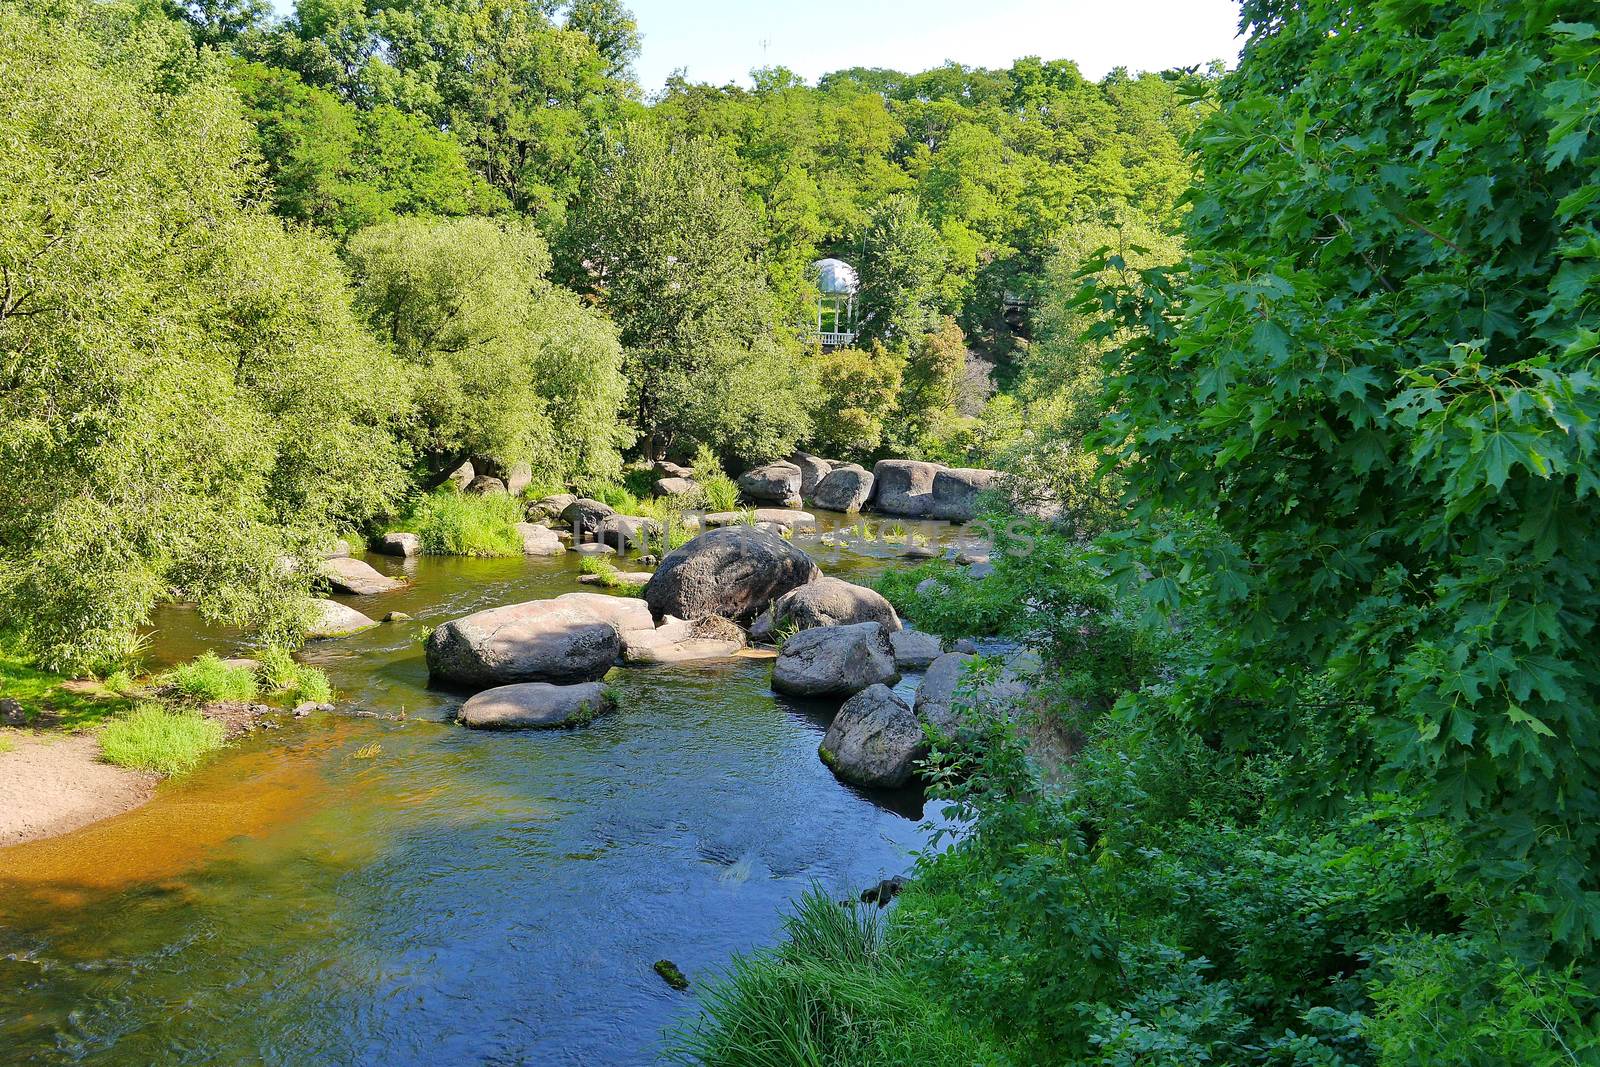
[100,703,226,776]
[257,647,334,704]
[401,490,525,557]
[159,652,259,703]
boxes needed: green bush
[400,490,524,557]
[100,703,226,776]
[693,445,740,513]
[159,652,259,703]
[257,647,333,704]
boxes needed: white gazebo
[812,257,859,349]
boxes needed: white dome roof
[812,257,859,295]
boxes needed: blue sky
[626,0,1243,93]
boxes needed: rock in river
[305,598,377,639]
[737,461,803,506]
[515,522,566,556]
[929,467,1000,521]
[458,682,615,730]
[818,684,925,789]
[318,556,405,595]
[644,526,820,623]
[812,464,874,513]
[426,598,628,689]
[889,629,943,670]
[768,576,901,633]
[771,621,898,698]
[377,532,421,558]
[869,459,941,518]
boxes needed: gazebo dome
[812,257,859,295]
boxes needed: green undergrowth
[0,651,135,729]
[395,489,525,557]
[159,652,259,702]
[257,648,334,704]
[99,703,226,776]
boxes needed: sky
[626,0,1245,94]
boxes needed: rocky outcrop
[573,542,616,556]
[654,476,699,498]
[560,498,616,539]
[444,459,475,491]
[737,461,803,506]
[912,651,975,734]
[595,515,660,553]
[771,622,898,698]
[768,576,901,633]
[504,462,533,497]
[466,475,508,496]
[644,527,820,623]
[703,509,816,530]
[515,522,566,556]
[868,459,941,517]
[653,460,694,479]
[305,598,377,639]
[929,467,1000,521]
[790,452,832,498]
[425,598,626,689]
[318,556,405,595]
[377,532,421,558]
[529,493,577,521]
[818,684,925,788]
[811,464,874,513]
[457,681,614,730]
[889,629,944,670]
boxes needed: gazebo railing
[818,330,857,348]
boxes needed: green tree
[856,194,948,345]
[347,217,629,486]
[808,344,904,458]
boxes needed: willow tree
[0,2,410,671]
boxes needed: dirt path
[0,733,157,847]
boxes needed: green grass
[0,652,134,729]
[257,647,334,704]
[667,889,1004,1066]
[100,703,226,776]
[398,489,524,557]
[0,734,14,755]
[158,652,259,703]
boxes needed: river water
[0,513,971,1065]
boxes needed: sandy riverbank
[0,733,157,847]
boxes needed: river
[0,513,968,1065]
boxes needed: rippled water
[0,513,972,1065]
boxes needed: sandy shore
[0,732,157,847]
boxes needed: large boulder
[305,598,377,639]
[913,651,976,733]
[425,599,625,689]
[458,682,614,730]
[595,515,661,553]
[318,556,405,595]
[653,460,694,479]
[444,459,475,491]
[771,622,898,698]
[929,467,1000,521]
[654,476,699,498]
[889,629,944,670]
[466,475,508,496]
[769,576,901,633]
[790,453,833,498]
[737,461,803,506]
[515,522,566,556]
[552,591,655,640]
[376,532,421,558]
[811,464,874,513]
[503,462,533,497]
[818,684,925,789]
[560,498,616,540]
[645,526,820,623]
[869,460,942,517]
[529,493,577,521]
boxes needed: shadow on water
[0,509,968,1065]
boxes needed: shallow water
[0,512,976,1065]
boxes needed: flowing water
[0,513,977,1065]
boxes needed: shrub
[257,647,333,705]
[159,652,259,703]
[693,445,739,513]
[100,703,226,776]
[401,490,524,557]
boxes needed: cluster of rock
[734,454,998,521]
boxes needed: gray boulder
[654,476,699,498]
[458,681,614,730]
[914,651,976,733]
[425,598,625,689]
[737,461,803,505]
[811,464,874,513]
[466,475,508,496]
[869,460,943,517]
[573,542,616,557]
[653,460,694,479]
[966,560,997,580]
[771,621,898,698]
[645,526,820,622]
[318,556,405,595]
[769,576,901,633]
[530,493,577,521]
[818,684,925,789]
[790,452,833,498]
[552,592,655,640]
[515,522,566,556]
[305,598,377,639]
[444,459,475,491]
[929,467,1000,521]
[377,532,421,558]
[889,629,944,670]
[703,509,816,530]
[561,498,616,540]
[596,515,661,553]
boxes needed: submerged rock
[771,622,898,698]
[457,681,614,729]
[644,526,820,623]
[305,598,378,639]
[653,959,690,991]
[818,684,924,788]
[317,556,405,595]
[768,576,901,633]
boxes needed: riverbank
[0,732,157,847]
